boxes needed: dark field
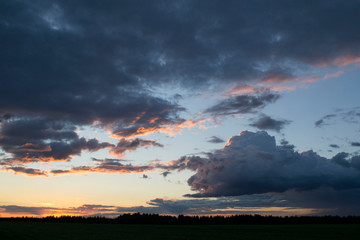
[1,222,360,240]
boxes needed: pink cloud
[324,70,344,79]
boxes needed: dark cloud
[51,158,155,175]
[279,139,295,150]
[351,142,360,147]
[0,118,114,163]
[3,189,360,216]
[250,114,291,132]
[350,156,360,171]
[5,166,48,176]
[0,197,282,216]
[0,205,47,215]
[331,152,351,168]
[161,171,171,177]
[170,131,360,198]
[329,144,340,148]
[2,0,359,96]
[315,114,336,127]
[0,204,119,216]
[207,136,225,144]
[115,196,273,215]
[280,188,360,216]
[110,138,163,158]
[75,204,116,212]
[205,93,280,116]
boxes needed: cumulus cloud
[169,131,360,198]
[249,114,291,132]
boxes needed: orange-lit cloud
[9,143,52,152]
[223,73,335,98]
[226,84,297,97]
[111,118,210,139]
[129,111,146,125]
[269,85,297,92]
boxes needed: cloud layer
[2,0,360,167]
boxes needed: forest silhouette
[1,213,360,225]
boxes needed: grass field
[1,222,359,240]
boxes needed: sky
[1,0,360,217]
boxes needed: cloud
[0,117,114,164]
[315,108,360,127]
[0,205,48,216]
[110,119,208,139]
[315,114,337,127]
[2,0,360,171]
[50,158,155,175]
[169,131,360,198]
[115,195,296,216]
[249,114,291,132]
[329,144,340,148]
[109,138,163,158]
[4,166,48,177]
[0,204,119,217]
[351,142,360,147]
[204,93,280,117]
[207,136,225,144]
[161,171,171,177]
[279,139,295,150]
[3,191,357,217]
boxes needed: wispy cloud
[204,93,280,117]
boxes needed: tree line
[1,213,360,224]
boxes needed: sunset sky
[1,0,360,217]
